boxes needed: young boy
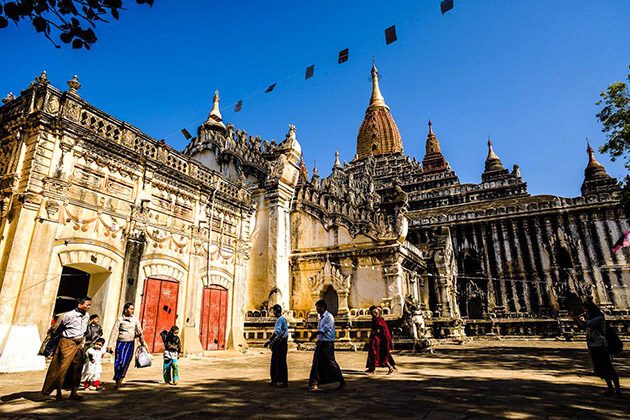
[160,326,181,385]
[84,314,103,348]
[82,338,106,391]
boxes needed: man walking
[264,304,289,388]
[42,296,92,401]
[308,299,346,391]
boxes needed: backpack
[606,326,623,355]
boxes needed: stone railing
[2,82,248,205]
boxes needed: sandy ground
[0,340,628,419]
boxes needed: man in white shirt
[308,299,346,391]
[42,296,92,401]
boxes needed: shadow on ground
[0,345,628,419]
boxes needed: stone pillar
[119,230,145,309]
[265,185,294,311]
[0,193,48,372]
[384,259,404,315]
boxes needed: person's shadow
[1,391,51,403]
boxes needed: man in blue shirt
[264,304,289,388]
[308,299,346,391]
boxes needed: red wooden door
[200,286,228,350]
[140,277,179,353]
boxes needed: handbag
[135,345,152,368]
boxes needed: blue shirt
[317,311,336,342]
[273,315,289,338]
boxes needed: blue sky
[1,0,628,196]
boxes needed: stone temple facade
[0,68,628,371]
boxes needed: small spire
[422,120,448,173]
[484,136,505,172]
[369,62,387,109]
[67,75,81,94]
[333,150,342,169]
[205,88,225,128]
[312,160,319,178]
[585,139,606,175]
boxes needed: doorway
[323,285,338,316]
[200,285,229,350]
[54,266,90,318]
[140,277,179,353]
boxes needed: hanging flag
[612,229,630,254]
[265,83,277,93]
[234,100,243,113]
[338,48,349,64]
[385,25,397,45]
[441,0,454,14]
[305,64,315,80]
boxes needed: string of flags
[228,1,455,114]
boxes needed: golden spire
[356,63,403,159]
[369,62,387,109]
[425,120,442,155]
[206,89,224,127]
[585,141,607,178]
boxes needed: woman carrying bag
[107,302,147,389]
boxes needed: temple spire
[333,150,342,169]
[422,120,447,173]
[584,141,608,180]
[205,89,225,128]
[582,139,618,195]
[484,137,505,172]
[369,62,387,109]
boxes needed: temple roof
[355,64,403,159]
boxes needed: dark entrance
[323,285,338,316]
[54,266,90,316]
[467,295,484,319]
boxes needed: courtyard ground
[0,340,628,419]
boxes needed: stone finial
[312,160,319,178]
[333,150,342,169]
[287,124,297,141]
[35,70,49,85]
[67,75,81,94]
[2,92,16,104]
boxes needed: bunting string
[161,0,458,142]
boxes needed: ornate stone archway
[308,259,351,317]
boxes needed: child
[82,338,106,391]
[160,326,181,385]
[84,314,103,348]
